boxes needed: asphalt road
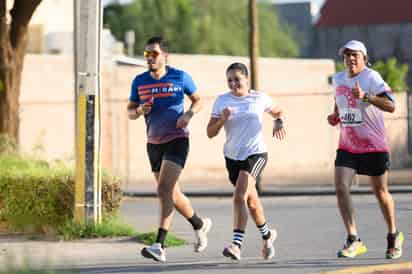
[117,193,411,274]
[1,193,410,274]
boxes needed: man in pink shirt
[327,40,404,259]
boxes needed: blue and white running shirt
[129,66,197,144]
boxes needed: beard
[148,63,157,72]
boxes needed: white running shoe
[194,218,212,252]
[141,243,166,262]
[262,229,277,260]
[223,243,241,260]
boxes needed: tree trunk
[0,36,25,141]
[0,0,41,143]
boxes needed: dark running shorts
[225,153,268,185]
[147,138,189,172]
[335,149,390,176]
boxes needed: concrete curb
[123,185,412,198]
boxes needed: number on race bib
[340,108,362,127]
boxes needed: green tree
[372,57,409,92]
[0,0,42,141]
[335,58,409,92]
[258,2,299,57]
[104,0,201,54]
[103,0,299,57]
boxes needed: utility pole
[74,0,103,224]
[249,0,259,91]
[125,30,135,57]
[249,0,262,193]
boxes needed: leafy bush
[334,57,409,92]
[0,154,122,233]
[335,61,344,73]
[372,57,409,92]
[0,134,17,155]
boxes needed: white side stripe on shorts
[251,157,266,178]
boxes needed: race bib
[340,108,362,127]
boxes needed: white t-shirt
[211,90,273,160]
[333,67,394,153]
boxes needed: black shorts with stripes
[225,153,268,186]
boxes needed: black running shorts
[335,149,390,176]
[147,138,189,172]
[225,153,268,185]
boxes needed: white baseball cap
[338,40,368,56]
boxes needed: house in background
[311,0,412,86]
[26,0,73,54]
[4,0,122,55]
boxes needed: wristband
[186,109,194,118]
[274,118,283,127]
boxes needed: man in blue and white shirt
[128,36,211,262]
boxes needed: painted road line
[316,261,412,274]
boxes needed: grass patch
[58,215,137,240]
[58,215,186,247]
[136,230,187,247]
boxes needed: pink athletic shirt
[333,67,394,154]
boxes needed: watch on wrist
[186,109,194,118]
[274,118,283,128]
[362,93,370,103]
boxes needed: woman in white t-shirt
[207,62,286,261]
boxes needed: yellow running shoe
[386,231,404,259]
[337,239,367,258]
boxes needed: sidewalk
[122,168,412,197]
[0,235,145,272]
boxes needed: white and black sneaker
[223,243,241,261]
[141,243,166,262]
[194,218,212,252]
[262,229,277,260]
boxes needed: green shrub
[0,134,17,155]
[335,57,409,92]
[372,57,409,92]
[0,154,121,233]
[335,61,344,73]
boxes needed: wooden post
[249,0,259,91]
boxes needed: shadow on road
[60,257,396,273]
